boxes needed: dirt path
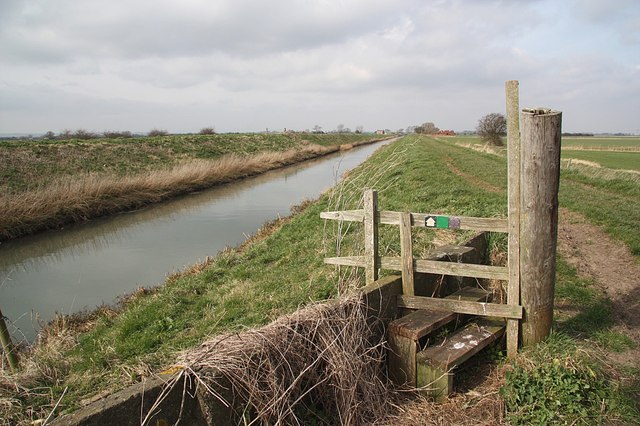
[557,208,640,352]
[444,157,503,194]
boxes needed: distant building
[375,130,386,135]
[436,130,456,136]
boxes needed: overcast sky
[0,0,638,135]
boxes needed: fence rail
[320,210,508,233]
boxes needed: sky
[0,0,638,135]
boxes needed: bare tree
[199,127,216,135]
[336,124,345,133]
[148,129,168,137]
[415,122,439,134]
[476,113,506,146]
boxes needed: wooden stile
[397,295,523,319]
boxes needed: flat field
[3,135,638,424]
[561,136,640,149]
[0,133,380,193]
[0,133,384,241]
[561,150,640,171]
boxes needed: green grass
[562,150,640,171]
[501,257,639,424]
[5,134,638,423]
[560,169,640,257]
[562,136,640,149]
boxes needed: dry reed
[157,296,398,425]
[0,145,334,241]
[561,158,640,181]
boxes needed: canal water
[0,140,391,342]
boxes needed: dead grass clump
[0,145,333,241]
[0,315,77,424]
[561,158,640,182]
[163,297,395,425]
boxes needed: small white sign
[425,216,436,227]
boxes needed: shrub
[72,129,98,139]
[147,129,168,137]
[103,131,133,138]
[58,129,73,139]
[199,127,216,135]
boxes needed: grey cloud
[1,0,638,134]
[0,0,409,64]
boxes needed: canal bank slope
[3,135,638,424]
[0,133,387,241]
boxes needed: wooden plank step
[387,286,490,387]
[416,320,505,401]
[389,287,490,340]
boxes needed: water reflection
[0,141,391,341]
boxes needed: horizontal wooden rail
[320,210,508,233]
[324,256,365,267]
[325,256,509,281]
[397,295,523,319]
[383,258,508,281]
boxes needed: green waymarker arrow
[436,216,449,229]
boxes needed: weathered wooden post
[0,307,19,372]
[505,80,521,358]
[399,212,415,295]
[519,108,562,346]
[363,189,379,284]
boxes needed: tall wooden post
[505,80,521,358]
[0,308,19,372]
[519,108,562,346]
[399,212,415,295]
[363,190,379,284]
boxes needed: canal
[0,140,392,342]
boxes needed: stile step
[416,320,505,401]
[388,286,490,386]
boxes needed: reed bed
[161,296,400,426]
[0,145,334,241]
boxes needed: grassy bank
[2,135,638,424]
[0,133,384,241]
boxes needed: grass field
[0,133,385,241]
[0,132,381,193]
[561,150,640,171]
[561,136,640,149]
[2,135,638,424]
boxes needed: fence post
[0,308,19,372]
[519,108,562,346]
[399,212,414,295]
[505,80,521,358]
[363,189,379,284]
